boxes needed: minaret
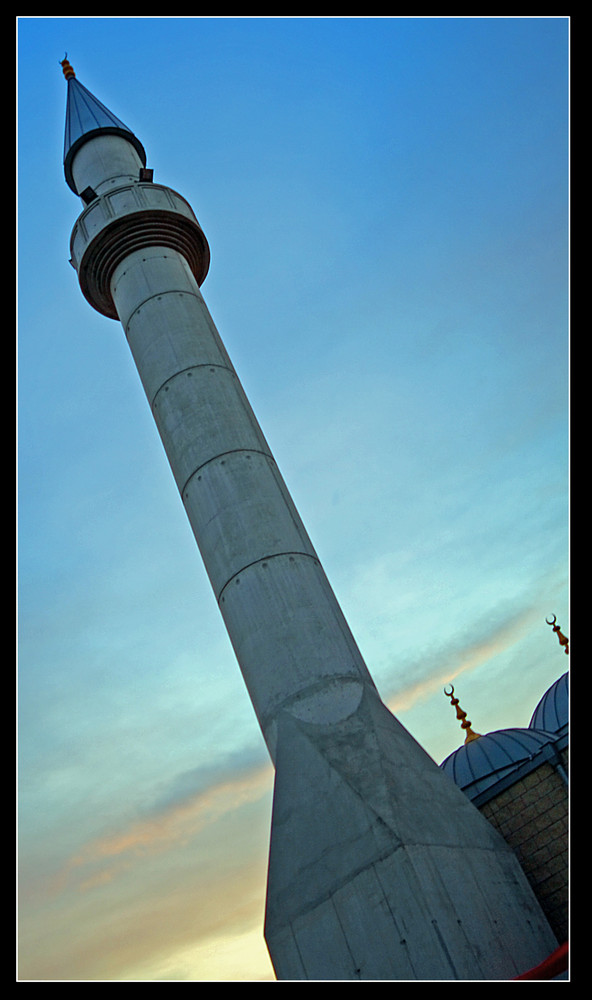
[61,60,558,980]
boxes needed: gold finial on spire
[546,615,569,655]
[60,55,75,80]
[444,685,482,743]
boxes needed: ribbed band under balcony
[70,182,211,320]
[76,209,210,319]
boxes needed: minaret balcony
[69,180,210,319]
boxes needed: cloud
[385,597,545,715]
[52,761,274,896]
[20,761,275,980]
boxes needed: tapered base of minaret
[264,686,557,980]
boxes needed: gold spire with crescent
[444,685,482,743]
[546,615,569,655]
[60,56,76,80]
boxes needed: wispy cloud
[42,594,541,902]
[385,598,544,715]
[20,761,275,980]
[53,762,273,895]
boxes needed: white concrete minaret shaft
[62,61,557,980]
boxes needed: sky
[17,16,569,982]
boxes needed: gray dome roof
[529,672,568,735]
[440,727,556,800]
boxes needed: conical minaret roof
[61,57,146,193]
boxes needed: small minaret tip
[546,615,569,655]
[444,684,482,744]
[60,55,75,80]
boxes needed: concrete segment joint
[152,363,237,411]
[217,550,320,605]
[121,288,208,334]
[179,446,275,499]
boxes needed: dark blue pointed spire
[61,58,146,193]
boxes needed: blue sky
[18,16,569,982]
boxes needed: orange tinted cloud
[54,762,273,894]
[386,601,541,714]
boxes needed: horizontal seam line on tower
[266,673,369,730]
[92,170,139,190]
[217,551,318,604]
[122,288,204,331]
[151,363,236,406]
[180,448,275,497]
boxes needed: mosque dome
[440,726,557,801]
[529,672,568,736]
[439,682,562,801]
